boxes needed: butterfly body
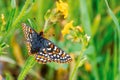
[22,23,72,64]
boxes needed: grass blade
[80,0,91,35]
[18,56,36,80]
[12,0,32,27]
[80,0,99,80]
[105,0,120,79]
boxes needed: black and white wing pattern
[22,23,72,64]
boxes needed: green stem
[43,9,56,32]
[118,24,120,80]
[70,48,86,80]
[43,19,49,32]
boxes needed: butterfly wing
[42,39,72,63]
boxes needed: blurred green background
[0,0,120,80]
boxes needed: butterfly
[21,23,72,64]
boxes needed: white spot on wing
[54,46,57,50]
[29,34,32,39]
[53,54,56,57]
[43,48,45,51]
[39,52,42,55]
[44,60,46,62]
[48,42,51,45]
[47,48,51,50]
[49,53,52,55]
[57,55,60,58]
[51,56,53,58]
[40,58,43,61]
[36,57,39,60]
[55,58,57,61]
[58,50,62,55]
[45,54,48,57]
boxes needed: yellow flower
[56,0,68,18]
[61,21,74,37]
[84,62,91,72]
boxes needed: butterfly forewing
[22,23,72,64]
[22,23,43,54]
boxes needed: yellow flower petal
[84,62,91,72]
[56,0,68,18]
[62,21,74,37]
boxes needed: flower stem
[43,19,49,32]
[69,48,86,80]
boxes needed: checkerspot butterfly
[22,23,72,64]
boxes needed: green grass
[18,56,36,80]
[0,0,120,80]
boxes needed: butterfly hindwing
[43,39,72,63]
[35,52,51,64]
[22,23,72,64]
